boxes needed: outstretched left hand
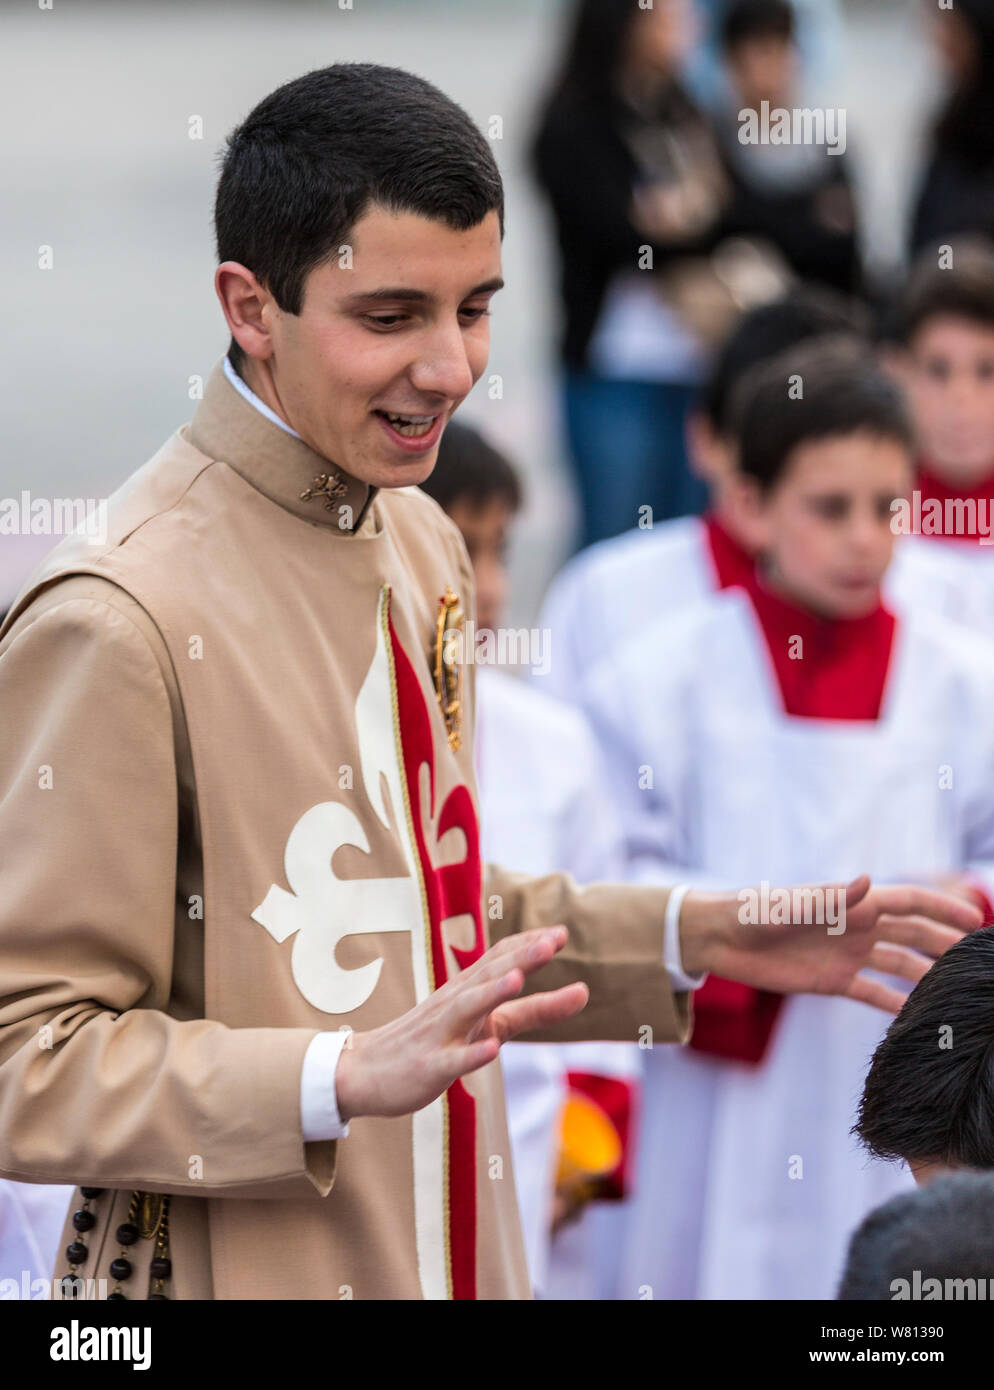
[680,875,981,1013]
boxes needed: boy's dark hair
[419,419,522,514]
[701,285,870,436]
[894,238,994,345]
[854,925,994,1170]
[215,63,504,375]
[721,0,795,52]
[838,1172,994,1300]
[732,337,913,490]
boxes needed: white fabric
[300,1031,351,1142]
[222,355,302,440]
[662,883,706,992]
[0,1180,73,1288]
[587,271,708,383]
[536,515,714,706]
[581,586,994,1300]
[536,517,989,709]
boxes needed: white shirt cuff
[300,1030,352,1142]
[663,884,708,991]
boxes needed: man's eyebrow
[341,277,505,306]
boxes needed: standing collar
[186,357,378,533]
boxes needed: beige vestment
[0,359,690,1299]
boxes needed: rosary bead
[115,1222,139,1246]
[72,1209,96,1233]
[65,1241,88,1265]
[109,1258,132,1281]
[79,1187,104,1199]
[107,1291,127,1301]
[149,1256,171,1279]
[148,1292,169,1300]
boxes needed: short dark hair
[419,419,522,514]
[721,0,795,52]
[894,239,994,346]
[838,1172,994,1300]
[732,338,913,491]
[700,285,870,436]
[854,925,994,1170]
[215,63,505,374]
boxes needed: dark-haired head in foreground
[855,924,994,1185]
[838,1171,994,1300]
[213,62,504,492]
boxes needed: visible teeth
[380,411,435,437]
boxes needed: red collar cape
[703,511,754,590]
[688,562,896,1067]
[917,461,994,545]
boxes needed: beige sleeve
[0,591,336,1200]
[483,864,691,1045]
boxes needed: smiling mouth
[373,409,439,438]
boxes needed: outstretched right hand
[334,925,587,1121]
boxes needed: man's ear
[215,262,275,364]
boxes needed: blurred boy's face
[728,36,797,108]
[748,431,913,619]
[444,496,514,634]
[902,315,994,485]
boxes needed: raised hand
[335,925,586,1121]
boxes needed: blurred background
[0,0,960,617]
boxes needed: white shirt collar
[223,355,302,440]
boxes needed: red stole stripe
[388,605,484,1300]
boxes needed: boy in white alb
[582,342,994,1299]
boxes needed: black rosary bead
[115,1222,139,1246]
[72,1209,96,1233]
[65,1241,88,1265]
[79,1187,105,1199]
[148,1292,169,1300]
[107,1291,127,1301]
[109,1258,132,1281]
[149,1256,171,1279]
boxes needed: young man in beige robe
[0,64,976,1302]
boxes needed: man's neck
[222,355,301,441]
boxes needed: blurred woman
[530,0,732,549]
[912,0,994,252]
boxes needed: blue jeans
[561,370,708,552]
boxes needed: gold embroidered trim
[431,587,464,752]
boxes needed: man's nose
[408,320,477,400]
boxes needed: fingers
[843,874,871,911]
[846,973,907,1014]
[871,884,981,931]
[865,942,932,987]
[873,914,966,959]
[460,926,569,989]
[446,1036,501,1081]
[449,968,526,1036]
[490,982,590,1043]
